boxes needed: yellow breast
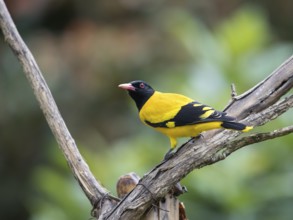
[138,91,193,124]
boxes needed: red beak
[118,83,135,91]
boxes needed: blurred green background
[0,0,293,219]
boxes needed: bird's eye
[139,83,145,89]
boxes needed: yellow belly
[154,121,222,138]
[153,122,223,149]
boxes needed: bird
[118,80,253,158]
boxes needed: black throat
[128,90,154,111]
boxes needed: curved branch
[219,125,293,159]
[0,0,117,213]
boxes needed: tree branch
[219,125,293,159]
[0,0,117,215]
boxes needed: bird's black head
[118,80,155,111]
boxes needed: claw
[164,149,175,160]
[189,133,204,143]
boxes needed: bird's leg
[164,135,205,160]
[164,137,178,160]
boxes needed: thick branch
[0,0,115,212]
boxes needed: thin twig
[231,83,237,99]
[214,125,293,161]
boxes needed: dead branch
[0,0,118,215]
[218,125,293,159]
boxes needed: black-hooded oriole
[119,80,252,157]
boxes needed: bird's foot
[164,149,175,160]
[188,133,204,144]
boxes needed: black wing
[145,101,235,128]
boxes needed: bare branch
[219,125,293,159]
[230,83,237,99]
[0,0,116,213]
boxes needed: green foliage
[28,147,90,220]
